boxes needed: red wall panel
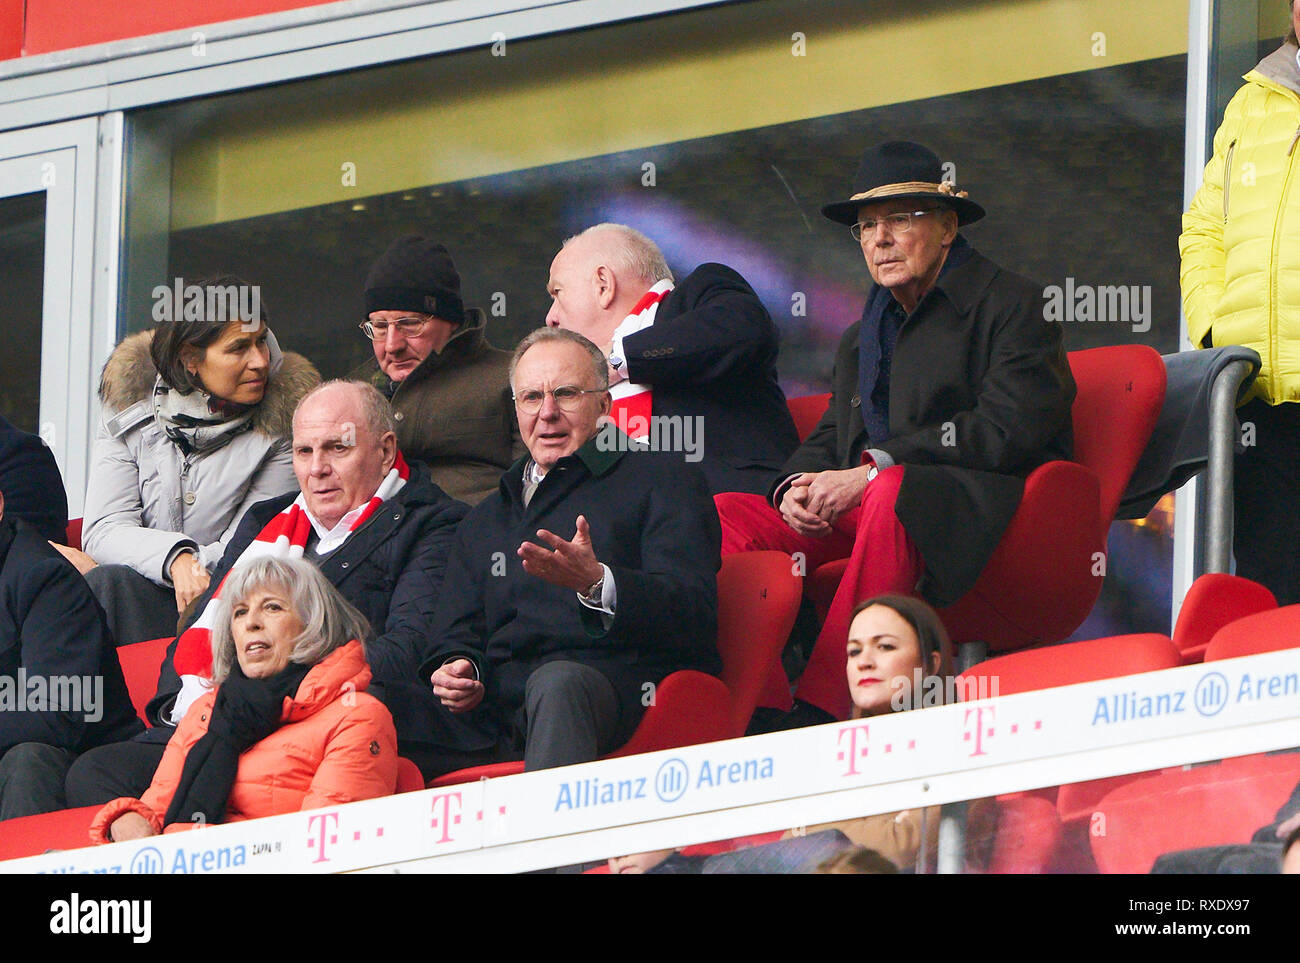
[23,0,336,56]
[0,0,23,60]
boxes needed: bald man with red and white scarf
[543,223,799,496]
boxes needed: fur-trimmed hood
[98,329,320,438]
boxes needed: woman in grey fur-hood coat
[81,328,319,586]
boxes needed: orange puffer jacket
[91,640,397,842]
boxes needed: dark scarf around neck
[163,659,313,827]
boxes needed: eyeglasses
[358,316,432,341]
[513,385,606,413]
[850,209,942,242]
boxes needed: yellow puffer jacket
[1181,43,1300,405]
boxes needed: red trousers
[714,467,922,720]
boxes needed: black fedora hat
[820,141,985,227]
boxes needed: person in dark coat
[0,415,68,545]
[65,380,468,803]
[543,223,800,496]
[715,141,1075,724]
[420,327,721,774]
[0,492,142,819]
[355,235,523,505]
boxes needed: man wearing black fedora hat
[356,235,523,505]
[716,141,1075,725]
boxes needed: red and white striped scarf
[167,452,410,724]
[608,280,673,441]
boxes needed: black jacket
[0,416,69,545]
[143,462,469,750]
[621,263,800,496]
[422,428,722,750]
[775,248,1075,605]
[0,518,142,754]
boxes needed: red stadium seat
[65,518,83,552]
[116,636,172,724]
[1173,573,1277,664]
[958,632,1182,870]
[714,551,801,737]
[396,757,425,794]
[786,393,831,443]
[429,552,800,788]
[808,346,1165,657]
[1091,752,1300,873]
[0,805,100,860]
[1204,604,1300,662]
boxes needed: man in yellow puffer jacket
[1180,4,1300,604]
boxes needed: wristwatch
[582,573,605,604]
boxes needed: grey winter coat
[81,330,319,584]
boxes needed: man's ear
[0,490,5,523]
[380,431,398,473]
[595,264,618,310]
[928,650,943,677]
[939,210,959,246]
[180,345,201,375]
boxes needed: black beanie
[364,235,466,326]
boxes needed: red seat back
[1174,573,1277,664]
[1092,753,1300,873]
[116,637,172,723]
[1066,346,1166,534]
[395,757,425,793]
[1204,604,1300,662]
[958,633,1181,695]
[0,805,100,860]
[786,393,831,443]
[715,551,802,737]
[66,518,83,552]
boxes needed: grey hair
[210,555,372,683]
[508,327,609,392]
[564,223,673,286]
[296,379,397,438]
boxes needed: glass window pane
[0,190,46,434]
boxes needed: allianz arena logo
[552,754,775,811]
[655,758,690,802]
[1193,671,1230,718]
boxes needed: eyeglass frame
[512,384,608,414]
[357,315,434,341]
[849,208,946,242]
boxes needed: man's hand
[800,466,872,524]
[110,812,156,843]
[779,476,832,537]
[169,551,211,613]
[431,658,485,713]
[51,542,98,575]
[518,515,604,593]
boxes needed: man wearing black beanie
[356,236,522,505]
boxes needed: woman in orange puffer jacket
[91,555,397,843]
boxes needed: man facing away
[544,223,799,496]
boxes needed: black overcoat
[0,518,142,753]
[423,428,722,749]
[622,263,800,496]
[774,248,1075,605]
